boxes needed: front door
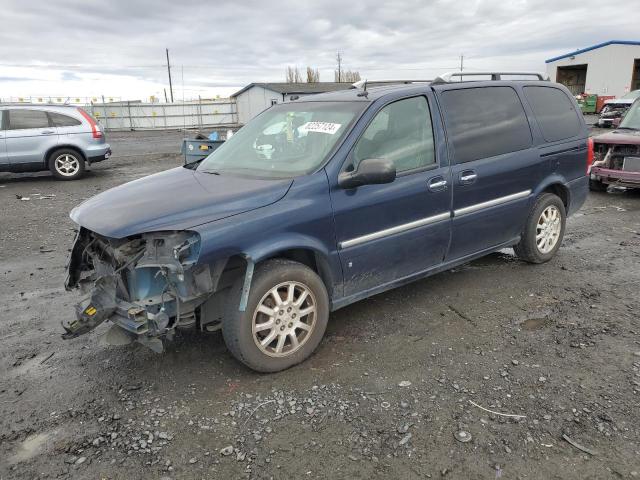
[5,109,59,166]
[330,94,452,297]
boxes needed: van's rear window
[523,86,580,142]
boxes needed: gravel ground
[1,130,639,479]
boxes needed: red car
[590,98,640,191]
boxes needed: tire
[48,148,85,180]
[222,259,329,372]
[589,178,608,192]
[514,193,566,264]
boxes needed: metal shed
[231,82,353,124]
[545,40,640,97]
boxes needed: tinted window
[8,109,50,130]
[523,86,580,141]
[352,96,435,173]
[440,87,532,163]
[49,112,81,127]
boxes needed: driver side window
[352,96,435,173]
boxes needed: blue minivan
[64,72,590,372]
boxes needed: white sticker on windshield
[301,122,342,135]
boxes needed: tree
[334,52,360,82]
[335,69,360,82]
[285,66,303,83]
[306,66,320,83]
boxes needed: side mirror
[338,158,396,189]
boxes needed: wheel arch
[212,236,337,308]
[45,144,87,167]
[534,175,570,210]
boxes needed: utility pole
[166,48,174,103]
[460,54,464,72]
[336,51,342,82]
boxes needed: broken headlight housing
[64,229,213,350]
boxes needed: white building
[231,82,352,124]
[545,40,640,97]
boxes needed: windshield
[621,90,640,100]
[198,101,364,178]
[619,99,640,130]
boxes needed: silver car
[0,105,111,180]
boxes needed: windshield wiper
[200,170,222,175]
[615,126,639,131]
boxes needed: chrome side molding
[339,212,451,249]
[454,190,531,217]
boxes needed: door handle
[41,130,55,134]
[428,176,448,192]
[459,170,477,185]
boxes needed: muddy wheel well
[543,184,569,210]
[264,249,334,298]
[217,249,334,299]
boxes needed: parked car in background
[63,72,589,372]
[590,98,640,191]
[0,105,111,180]
[597,90,640,128]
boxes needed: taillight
[587,137,594,173]
[77,107,103,139]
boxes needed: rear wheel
[222,259,329,372]
[514,193,566,264]
[589,178,608,192]
[48,148,85,180]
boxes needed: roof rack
[351,79,432,89]
[431,71,550,84]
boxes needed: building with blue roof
[545,40,640,98]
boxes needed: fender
[237,233,341,311]
[532,172,571,206]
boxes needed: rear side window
[8,109,50,130]
[523,86,580,142]
[48,112,81,127]
[440,87,532,163]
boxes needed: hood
[71,166,293,238]
[604,99,634,106]
[593,129,640,146]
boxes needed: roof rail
[351,79,432,89]
[431,71,550,84]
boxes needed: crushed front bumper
[63,228,215,351]
[591,166,640,188]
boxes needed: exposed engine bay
[593,142,640,171]
[592,140,640,188]
[64,228,237,352]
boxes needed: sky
[0,0,638,102]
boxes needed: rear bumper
[566,176,588,216]
[86,145,111,163]
[591,166,640,187]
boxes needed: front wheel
[48,148,85,180]
[514,193,566,264]
[222,259,329,372]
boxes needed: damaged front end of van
[63,228,219,352]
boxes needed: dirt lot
[1,130,639,479]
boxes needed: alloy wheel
[54,154,80,177]
[536,205,562,254]
[252,281,316,357]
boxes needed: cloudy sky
[0,0,638,101]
